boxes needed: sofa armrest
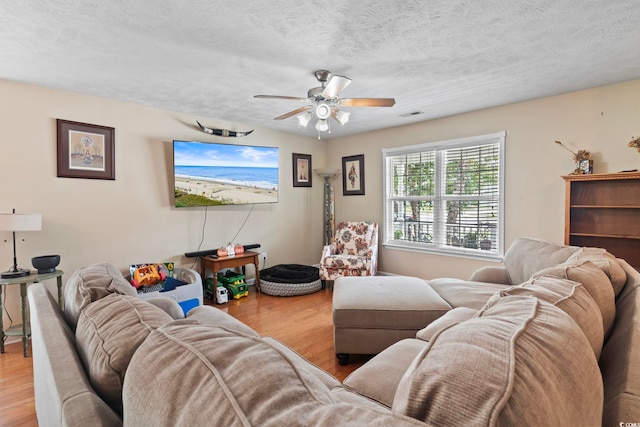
[469,266,510,285]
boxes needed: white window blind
[383,131,505,260]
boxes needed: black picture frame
[292,153,312,187]
[57,119,115,180]
[342,154,365,195]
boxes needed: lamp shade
[313,168,341,179]
[334,109,350,125]
[0,213,42,232]
[315,119,329,132]
[297,111,312,127]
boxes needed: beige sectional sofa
[27,238,640,426]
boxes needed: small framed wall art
[342,154,365,196]
[56,119,115,180]
[292,153,312,187]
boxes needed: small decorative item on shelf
[226,243,235,257]
[554,140,593,174]
[479,223,492,250]
[234,244,245,255]
[628,135,640,153]
[31,255,60,274]
[216,247,228,257]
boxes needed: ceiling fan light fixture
[297,111,312,127]
[315,103,331,120]
[334,109,350,125]
[315,118,329,132]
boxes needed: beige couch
[28,238,640,426]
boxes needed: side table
[201,251,261,294]
[0,270,64,357]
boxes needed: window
[382,131,505,260]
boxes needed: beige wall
[0,79,326,330]
[2,77,639,335]
[329,79,640,280]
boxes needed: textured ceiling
[2,1,640,139]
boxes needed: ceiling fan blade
[273,105,312,120]
[321,75,352,98]
[338,98,396,107]
[254,95,308,102]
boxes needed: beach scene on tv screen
[174,140,279,206]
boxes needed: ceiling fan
[254,70,396,137]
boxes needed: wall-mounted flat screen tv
[173,140,279,207]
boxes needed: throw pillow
[484,275,604,358]
[75,294,174,415]
[64,262,136,330]
[534,260,616,336]
[502,237,579,285]
[566,247,627,296]
[392,296,603,427]
[123,323,422,426]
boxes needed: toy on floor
[217,271,248,299]
[216,286,229,304]
[129,263,173,289]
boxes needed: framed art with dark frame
[342,154,365,195]
[56,119,115,180]
[292,153,312,187]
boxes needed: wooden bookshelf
[563,172,640,269]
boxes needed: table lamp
[0,209,42,278]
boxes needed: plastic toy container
[134,267,203,315]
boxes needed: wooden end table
[201,251,261,294]
[0,269,64,357]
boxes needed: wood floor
[0,286,368,425]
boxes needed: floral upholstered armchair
[319,221,378,281]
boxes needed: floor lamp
[0,209,42,278]
[314,168,340,246]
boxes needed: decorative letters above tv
[173,140,279,207]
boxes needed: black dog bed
[260,264,321,296]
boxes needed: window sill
[383,241,503,262]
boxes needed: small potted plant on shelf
[463,232,479,249]
[479,224,492,250]
[554,140,592,174]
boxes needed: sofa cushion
[186,305,259,337]
[343,338,429,408]
[415,307,478,341]
[485,275,604,358]
[75,294,174,415]
[122,323,422,427]
[534,260,616,336]
[502,237,579,285]
[426,278,509,309]
[392,296,603,426]
[600,259,640,427]
[566,247,627,296]
[64,262,136,330]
